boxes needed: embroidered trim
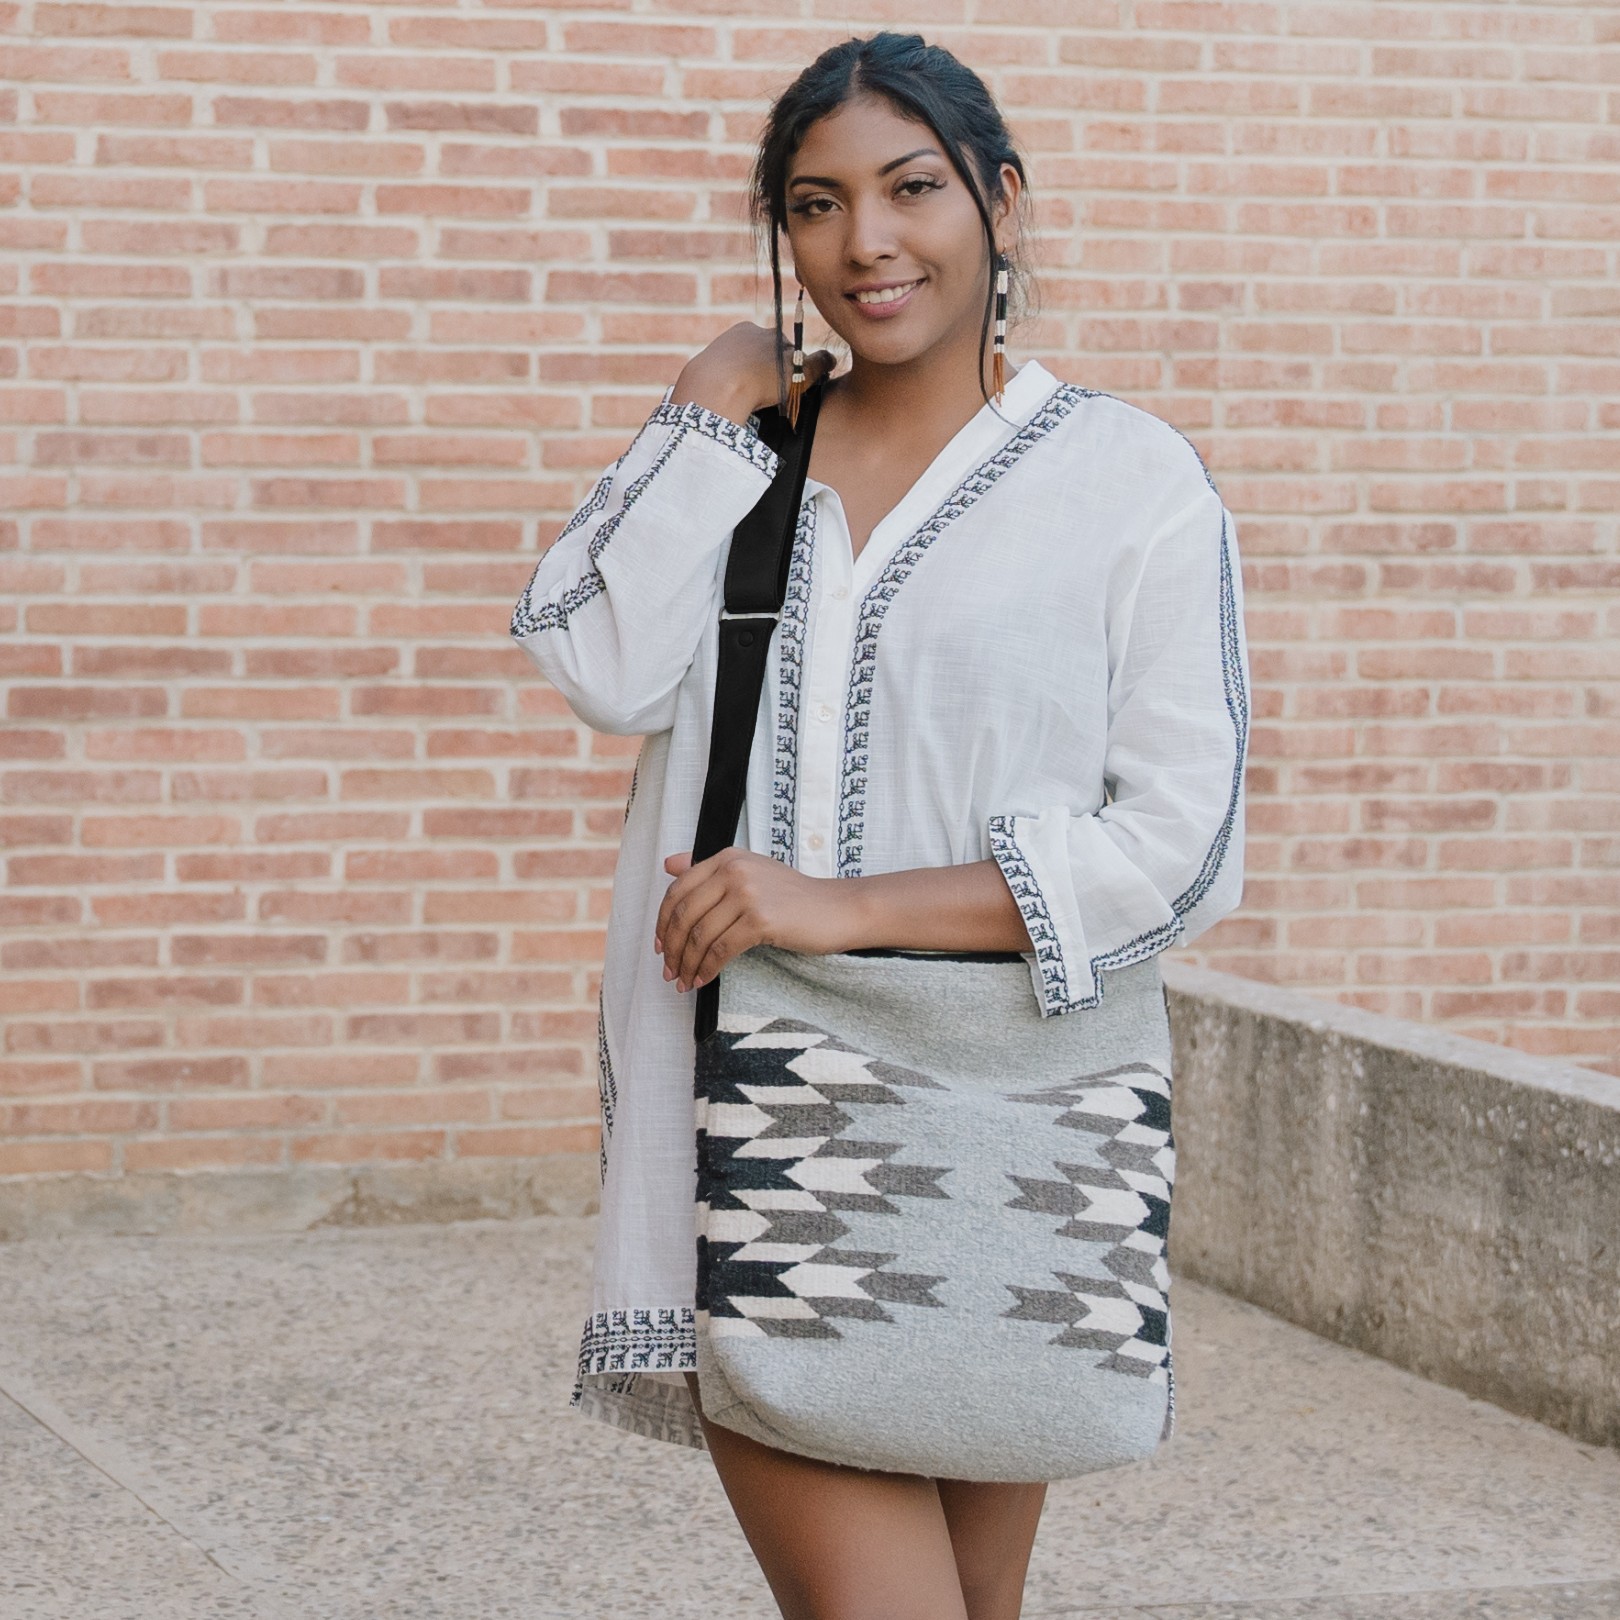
[1085,507,1248,986]
[595,992,616,1186]
[993,508,1250,1016]
[510,406,774,640]
[987,815,1068,1011]
[836,385,1093,877]
[646,399,779,478]
[573,1307,697,1391]
[770,498,817,866]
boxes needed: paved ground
[1,1217,1617,1620]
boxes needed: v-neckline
[802,361,1059,597]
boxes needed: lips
[850,279,922,308]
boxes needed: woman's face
[783,94,1019,375]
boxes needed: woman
[513,34,1249,1620]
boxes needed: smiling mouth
[851,280,922,306]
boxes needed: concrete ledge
[0,1154,600,1242]
[1164,961,1620,1449]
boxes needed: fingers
[654,848,772,991]
[655,850,708,954]
[657,854,737,985]
[806,348,839,386]
[674,890,752,992]
[663,874,749,991]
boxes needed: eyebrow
[879,147,941,175]
[788,148,945,189]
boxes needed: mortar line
[0,1358,308,1620]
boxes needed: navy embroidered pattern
[770,499,817,866]
[987,815,1069,1010]
[510,403,776,639]
[647,399,779,478]
[574,1306,697,1386]
[836,385,1092,877]
[595,992,616,1185]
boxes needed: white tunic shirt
[511,361,1250,1443]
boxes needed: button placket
[794,486,857,880]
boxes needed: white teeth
[853,281,919,306]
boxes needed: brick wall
[3,1,1617,1199]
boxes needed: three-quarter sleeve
[989,486,1250,1016]
[510,400,778,735]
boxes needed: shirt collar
[803,360,1063,593]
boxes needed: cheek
[919,208,991,298]
[786,234,840,316]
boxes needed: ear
[992,162,1022,255]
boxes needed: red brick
[334,1089,491,1127]
[80,814,239,847]
[291,1130,446,1163]
[10,852,164,886]
[124,1137,285,1171]
[258,891,414,926]
[262,1052,420,1089]
[172,767,332,800]
[157,50,316,85]
[254,971,410,1008]
[456,1124,598,1158]
[175,851,330,882]
[0,1059,85,1096]
[1,2,1616,1194]
[0,1140,114,1174]
[170,934,326,967]
[437,1041,579,1082]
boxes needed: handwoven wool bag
[687,388,1176,1482]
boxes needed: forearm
[656,850,1032,994]
[840,860,1033,954]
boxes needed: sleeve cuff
[645,400,779,480]
[988,810,1098,1017]
[990,807,1192,1017]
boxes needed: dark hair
[751,33,1029,406]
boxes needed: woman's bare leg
[938,1478,1048,1620]
[686,1375,1046,1620]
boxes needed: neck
[833,323,1010,435]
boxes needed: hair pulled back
[751,33,1029,406]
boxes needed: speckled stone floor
[1,1217,1616,1620]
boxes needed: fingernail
[663,966,674,981]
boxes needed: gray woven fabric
[694,946,1176,1483]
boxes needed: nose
[843,194,899,268]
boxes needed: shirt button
[817,704,833,722]
[831,585,848,600]
[806,833,824,851]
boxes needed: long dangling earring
[785,282,806,429]
[992,253,1009,405]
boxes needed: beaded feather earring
[785,282,807,429]
[992,252,1009,405]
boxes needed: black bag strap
[690,384,823,1041]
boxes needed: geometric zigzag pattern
[695,1016,952,1340]
[1001,1064,1175,1383]
[697,1017,1175,1409]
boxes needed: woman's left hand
[654,847,860,992]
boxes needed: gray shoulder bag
[690,389,1178,1482]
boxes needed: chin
[838,328,940,370]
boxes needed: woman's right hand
[669,321,836,426]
